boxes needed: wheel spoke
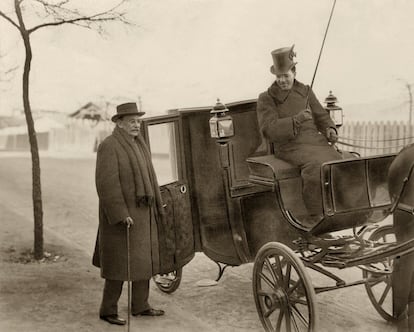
[265,257,279,284]
[292,298,308,306]
[364,226,397,322]
[285,307,292,332]
[257,287,281,319]
[264,303,279,318]
[378,282,392,305]
[291,303,309,326]
[274,255,285,283]
[254,244,316,332]
[259,290,281,319]
[287,279,302,295]
[259,271,276,289]
[368,275,387,287]
[290,309,301,332]
[276,306,285,331]
[257,289,274,298]
[284,262,292,289]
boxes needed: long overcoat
[92,134,160,281]
[256,79,338,158]
[256,79,342,216]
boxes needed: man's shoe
[100,314,126,325]
[133,308,165,316]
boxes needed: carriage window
[368,157,393,207]
[147,122,179,186]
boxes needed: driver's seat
[246,153,396,235]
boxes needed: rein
[336,135,414,150]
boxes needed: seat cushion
[247,155,300,186]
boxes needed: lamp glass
[330,108,343,127]
[218,118,234,138]
[209,114,234,139]
[209,117,219,138]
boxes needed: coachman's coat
[256,79,342,215]
[257,79,336,153]
[92,135,160,281]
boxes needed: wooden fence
[338,121,414,156]
[48,119,113,152]
[2,119,413,157]
[0,118,114,152]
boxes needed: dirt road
[0,153,396,331]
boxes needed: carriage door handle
[180,184,187,194]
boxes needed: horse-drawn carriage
[139,99,414,331]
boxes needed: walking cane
[126,224,131,332]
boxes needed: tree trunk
[15,0,44,259]
[24,35,44,260]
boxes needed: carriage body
[141,99,305,270]
[141,99,397,267]
[140,99,414,331]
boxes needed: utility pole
[397,79,413,141]
[406,83,413,139]
[138,96,143,112]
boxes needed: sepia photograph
[0,1,413,331]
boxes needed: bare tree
[0,56,18,83]
[0,51,19,103]
[0,0,131,259]
[0,45,19,82]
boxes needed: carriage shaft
[337,238,414,268]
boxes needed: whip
[306,0,338,105]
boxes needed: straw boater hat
[111,102,145,122]
[270,44,297,75]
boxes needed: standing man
[93,102,165,325]
[256,45,342,228]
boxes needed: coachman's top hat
[111,102,145,122]
[270,44,297,75]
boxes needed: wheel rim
[363,225,397,321]
[153,268,182,293]
[253,243,316,332]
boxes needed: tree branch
[0,10,20,31]
[28,14,128,34]
[5,66,19,74]
[0,66,19,82]
[0,49,19,82]
[28,0,131,34]
[34,0,82,20]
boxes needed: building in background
[0,103,113,152]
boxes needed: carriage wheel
[153,268,182,294]
[253,242,317,332]
[363,224,398,321]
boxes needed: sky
[0,0,414,123]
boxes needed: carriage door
[141,115,194,273]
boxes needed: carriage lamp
[324,91,343,128]
[209,98,234,143]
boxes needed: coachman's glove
[326,127,338,143]
[294,109,313,123]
